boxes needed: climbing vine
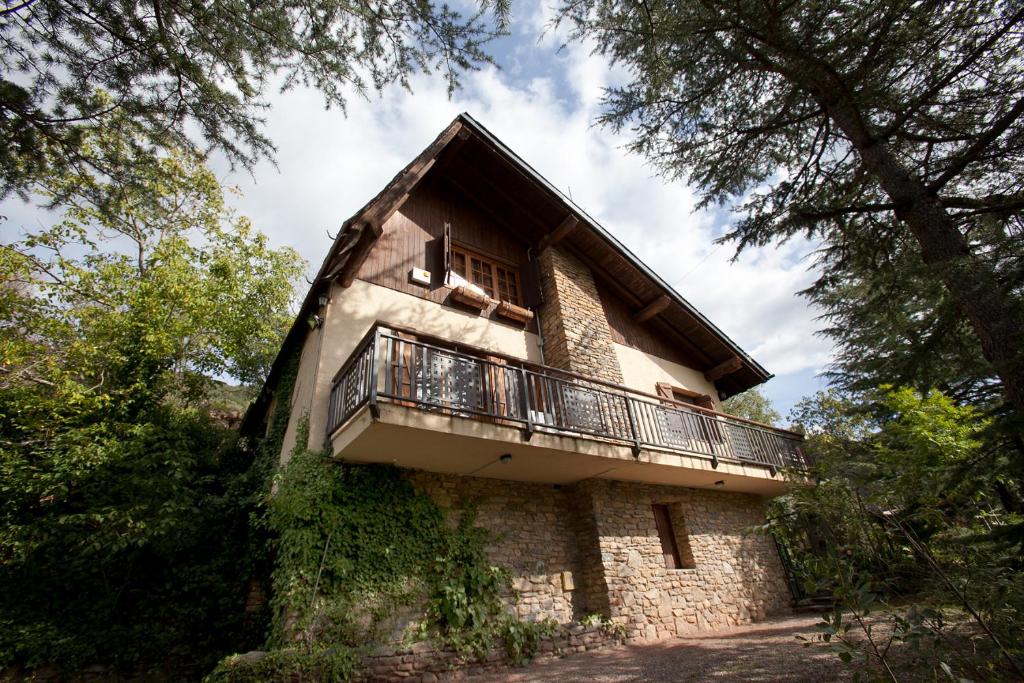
[211,414,553,681]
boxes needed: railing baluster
[520,368,533,438]
[624,396,642,455]
[367,328,380,418]
[328,325,806,471]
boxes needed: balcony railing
[328,325,808,472]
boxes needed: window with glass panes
[451,246,521,305]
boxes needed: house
[248,113,805,648]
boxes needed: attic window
[451,245,521,306]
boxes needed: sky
[1,0,832,418]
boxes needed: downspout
[527,247,545,365]
[309,282,330,449]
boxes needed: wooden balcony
[326,325,807,492]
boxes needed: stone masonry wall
[408,471,583,623]
[537,246,624,385]
[407,470,790,641]
[578,479,792,640]
[359,624,623,682]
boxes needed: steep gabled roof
[245,114,772,431]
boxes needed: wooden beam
[538,215,579,252]
[447,156,554,236]
[633,294,671,323]
[360,121,464,228]
[704,356,743,382]
[338,222,381,287]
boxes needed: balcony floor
[330,403,792,495]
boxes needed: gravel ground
[467,614,850,682]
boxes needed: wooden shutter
[443,221,451,277]
[520,257,543,308]
[388,331,418,407]
[652,504,682,570]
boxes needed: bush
[0,404,268,678]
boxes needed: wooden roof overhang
[245,114,771,432]
[439,114,772,398]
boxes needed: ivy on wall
[210,411,554,681]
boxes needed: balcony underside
[331,403,791,495]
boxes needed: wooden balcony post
[368,327,380,419]
[624,396,643,456]
[520,368,534,441]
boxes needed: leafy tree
[0,125,305,676]
[808,226,1002,406]
[722,387,781,426]
[774,387,1024,680]
[3,116,306,396]
[0,0,507,199]
[557,0,1024,418]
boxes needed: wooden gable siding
[355,176,530,305]
[595,277,703,370]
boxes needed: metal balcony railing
[328,325,808,471]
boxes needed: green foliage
[0,134,304,677]
[0,404,265,677]
[722,388,781,426]
[579,613,627,640]
[499,618,558,665]
[0,0,508,199]
[771,387,1024,680]
[556,0,1024,417]
[808,227,1005,407]
[254,426,552,676]
[205,647,359,683]
[4,121,306,395]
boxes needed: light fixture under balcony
[499,453,512,464]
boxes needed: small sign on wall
[409,268,431,286]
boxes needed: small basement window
[652,503,696,569]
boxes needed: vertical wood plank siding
[356,177,530,304]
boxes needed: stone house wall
[408,472,583,623]
[536,246,624,385]
[578,479,792,640]
[406,471,791,641]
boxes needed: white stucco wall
[612,342,721,410]
[281,279,542,459]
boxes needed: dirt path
[468,614,846,682]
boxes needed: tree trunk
[827,105,1024,420]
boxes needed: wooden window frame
[449,244,522,306]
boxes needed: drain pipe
[527,247,546,365]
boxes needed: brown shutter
[483,355,510,421]
[443,221,451,276]
[655,382,674,400]
[388,331,418,407]
[520,257,543,308]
